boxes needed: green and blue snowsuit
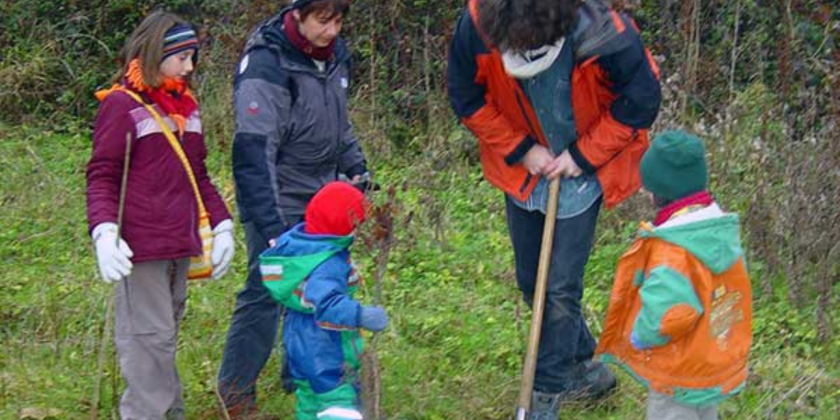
[261,224,365,420]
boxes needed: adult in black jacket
[218,0,368,416]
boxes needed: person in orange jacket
[447,0,661,416]
[595,130,753,420]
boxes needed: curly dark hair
[477,0,581,52]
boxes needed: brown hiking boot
[223,399,260,420]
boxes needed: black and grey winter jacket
[232,8,367,241]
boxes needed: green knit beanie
[640,130,708,201]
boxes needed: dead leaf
[19,408,63,420]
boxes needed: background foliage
[1,0,838,419]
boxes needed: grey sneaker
[530,390,562,420]
[560,360,617,402]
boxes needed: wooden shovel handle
[516,176,561,419]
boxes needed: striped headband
[162,23,198,61]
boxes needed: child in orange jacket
[595,130,752,420]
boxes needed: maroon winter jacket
[86,88,231,263]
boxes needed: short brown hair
[111,11,194,87]
[298,0,351,21]
[478,0,580,52]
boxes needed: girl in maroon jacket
[86,11,233,419]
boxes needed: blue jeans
[505,195,601,393]
[218,219,298,411]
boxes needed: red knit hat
[304,182,369,236]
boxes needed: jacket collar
[249,7,350,75]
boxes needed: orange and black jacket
[447,0,661,206]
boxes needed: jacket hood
[572,0,634,63]
[276,223,354,258]
[640,203,744,274]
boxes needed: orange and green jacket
[596,203,752,407]
[447,0,661,206]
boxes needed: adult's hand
[521,144,554,176]
[348,172,380,192]
[92,222,134,284]
[544,150,583,180]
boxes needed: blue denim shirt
[507,37,602,219]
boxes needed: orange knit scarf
[95,59,197,135]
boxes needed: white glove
[211,219,235,280]
[92,222,134,284]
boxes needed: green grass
[1,126,837,419]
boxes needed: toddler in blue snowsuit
[260,182,388,420]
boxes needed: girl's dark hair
[477,0,580,52]
[112,10,194,87]
[298,0,351,21]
